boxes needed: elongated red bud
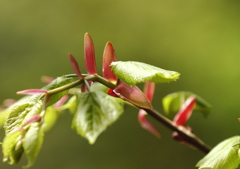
[102,42,118,83]
[68,53,84,79]
[138,109,161,138]
[23,115,42,127]
[143,81,155,102]
[54,94,69,108]
[17,89,48,95]
[173,96,196,126]
[113,81,152,109]
[84,33,97,74]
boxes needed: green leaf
[72,91,124,144]
[2,130,24,164]
[162,91,211,119]
[23,122,44,169]
[196,135,240,169]
[41,106,58,132]
[110,61,180,86]
[42,75,74,106]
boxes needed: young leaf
[110,61,180,86]
[23,122,44,169]
[41,106,58,132]
[173,96,196,126]
[113,81,152,109]
[102,42,118,83]
[68,53,84,79]
[196,135,240,169]
[2,130,24,164]
[162,91,211,119]
[84,33,97,74]
[72,91,124,144]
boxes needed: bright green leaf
[60,95,78,114]
[72,91,124,144]
[110,61,180,86]
[23,122,44,169]
[162,91,211,119]
[196,135,240,169]
[2,131,24,164]
[41,106,58,132]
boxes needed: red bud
[17,89,48,95]
[84,33,97,74]
[102,42,118,83]
[68,53,84,79]
[113,81,152,109]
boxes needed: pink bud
[113,81,152,109]
[54,94,69,108]
[173,96,196,126]
[138,109,161,138]
[23,115,42,127]
[8,127,24,135]
[102,42,118,83]
[17,89,48,95]
[68,53,84,79]
[84,33,97,75]
[143,82,155,102]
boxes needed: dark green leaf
[42,75,74,106]
[196,136,240,169]
[23,122,44,169]
[110,61,180,86]
[72,91,124,144]
[162,91,211,119]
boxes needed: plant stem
[143,108,211,154]
[47,74,211,154]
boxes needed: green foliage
[23,122,44,169]
[196,136,240,169]
[72,91,124,144]
[162,91,211,119]
[110,61,180,86]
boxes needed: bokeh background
[1,0,240,168]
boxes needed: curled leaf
[110,61,180,86]
[173,96,196,126]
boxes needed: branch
[143,108,211,154]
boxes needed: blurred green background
[1,0,240,168]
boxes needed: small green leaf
[23,122,44,169]
[110,61,180,86]
[42,76,74,106]
[2,130,24,164]
[196,135,240,169]
[162,91,211,119]
[41,106,58,132]
[72,91,124,144]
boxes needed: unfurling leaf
[173,96,196,126]
[102,42,118,83]
[110,61,180,86]
[72,91,124,144]
[162,91,211,119]
[196,135,240,169]
[84,33,97,74]
[23,122,44,169]
[113,81,152,109]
